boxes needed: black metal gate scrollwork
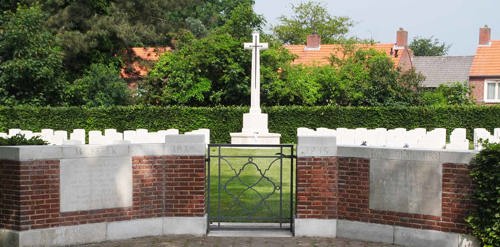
[207,144,294,233]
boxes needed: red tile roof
[120,47,171,80]
[470,40,500,76]
[285,43,409,67]
[130,47,171,61]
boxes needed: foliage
[65,63,131,107]
[0,4,67,106]
[37,0,256,79]
[263,46,426,107]
[140,2,289,106]
[0,134,48,145]
[142,33,249,106]
[409,36,450,56]
[272,1,352,44]
[420,82,474,106]
[212,1,265,39]
[263,65,326,106]
[0,105,498,144]
[466,142,500,247]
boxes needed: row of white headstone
[0,128,210,145]
[297,127,500,151]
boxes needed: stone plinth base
[242,112,269,134]
[230,132,281,144]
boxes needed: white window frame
[484,80,500,103]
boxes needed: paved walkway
[80,235,400,247]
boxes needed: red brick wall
[441,163,474,233]
[0,160,22,230]
[0,155,205,231]
[296,156,474,234]
[469,78,485,103]
[296,157,338,219]
[336,157,473,234]
[163,156,205,217]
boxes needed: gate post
[295,135,338,237]
[163,135,207,235]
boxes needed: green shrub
[0,134,48,146]
[65,63,131,107]
[420,82,473,106]
[466,142,500,247]
[0,105,498,143]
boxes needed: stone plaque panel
[369,159,442,216]
[297,136,337,157]
[60,157,132,212]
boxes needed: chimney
[396,27,408,47]
[479,25,491,45]
[305,33,321,50]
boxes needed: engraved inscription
[299,146,336,156]
[60,157,132,212]
[402,150,440,161]
[369,159,442,216]
[165,144,205,155]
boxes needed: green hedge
[466,142,500,247]
[0,105,499,143]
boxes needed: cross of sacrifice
[244,31,268,114]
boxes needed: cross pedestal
[230,31,281,144]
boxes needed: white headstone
[386,128,406,148]
[8,128,21,136]
[70,129,86,144]
[474,128,493,150]
[41,129,54,144]
[54,130,68,145]
[446,128,469,150]
[297,127,316,136]
[19,130,34,139]
[104,129,117,136]
[89,130,103,145]
[186,129,210,144]
[316,128,336,136]
[123,130,137,143]
[337,128,355,146]
[354,128,368,146]
[370,128,387,147]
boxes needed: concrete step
[208,223,293,237]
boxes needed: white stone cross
[244,31,268,114]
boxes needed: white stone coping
[0,136,206,161]
[336,220,479,247]
[297,135,337,157]
[293,134,476,163]
[337,145,477,164]
[0,216,207,247]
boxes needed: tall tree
[0,4,67,105]
[140,2,293,106]
[272,1,352,44]
[41,0,250,79]
[409,36,450,56]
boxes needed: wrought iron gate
[207,144,295,232]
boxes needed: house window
[484,80,500,103]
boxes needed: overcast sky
[254,0,500,56]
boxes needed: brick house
[120,47,171,90]
[469,25,500,104]
[284,28,413,71]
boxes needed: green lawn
[207,146,294,223]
